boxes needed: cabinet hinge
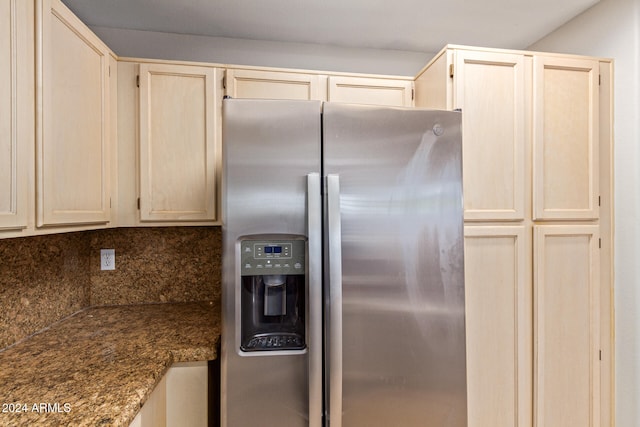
[599,350,602,360]
[222,75,226,90]
[109,198,112,208]
[411,88,414,101]
[137,197,140,210]
[598,195,601,206]
[136,75,140,88]
[599,74,601,86]
[108,65,111,77]
[449,63,454,78]
[599,238,602,249]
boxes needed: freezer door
[323,103,467,427]
[221,99,322,427]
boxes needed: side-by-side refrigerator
[221,99,467,427]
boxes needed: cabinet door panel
[139,63,218,222]
[454,50,526,221]
[533,56,599,220]
[131,374,167,427]
[534,225,600,427]
[327,76,413,107]
[0,0,30,230]
[464,226,531,427]
[225,69,321,100]
[166,362,208,426]
[38,0,111,226]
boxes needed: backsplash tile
[88,227,221,306]
[0,232,91,350]
[0,226,222,350]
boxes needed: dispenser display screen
[255,243,291,259]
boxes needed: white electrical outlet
[101,249,115,271]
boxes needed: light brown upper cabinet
[533,56,600,220]
[225,68,322,100]
[415,48,528,221]
[138,63,220,222]
[37,0,112,226]
[0,0,32,231]
[327,76,414,107]
[224,68,414,107]
[454,51,527,221]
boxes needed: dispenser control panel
[240,238,306,276]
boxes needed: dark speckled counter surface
[0,301,220,427]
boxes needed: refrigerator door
[221,99,322,427]
[323,103,467,427]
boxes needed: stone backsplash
[0,232,91,350]
[88,227,221,306]
[0,227,221,350]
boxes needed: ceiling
[61,0,599,54]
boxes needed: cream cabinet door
[37,0,111,226]
[129,374,167,427]
[464,226,532,427]
[129,362,208,427]
[225,68,322,100]
[165,362,208,427]
[327,76,413,107]
[139,63,219,222]
[453,50,527,221]
[534,225,600,427]
[0,0,31,230]
[533,56,599,220]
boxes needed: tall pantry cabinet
[415,45,613,427]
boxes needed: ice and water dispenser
[239,236,306,353]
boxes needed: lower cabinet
[130,361,209,427]
[465,224,602,427]
[464,226,532,427]
[534,225,600,427]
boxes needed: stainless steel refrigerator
[221,99,467,427]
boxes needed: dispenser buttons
[244,334,305,350]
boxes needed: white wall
[529,0,640,425]
[91,26,433,77]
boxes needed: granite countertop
[0,301,220,427]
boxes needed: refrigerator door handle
[327,174,343,427]
[307,173,323,427]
